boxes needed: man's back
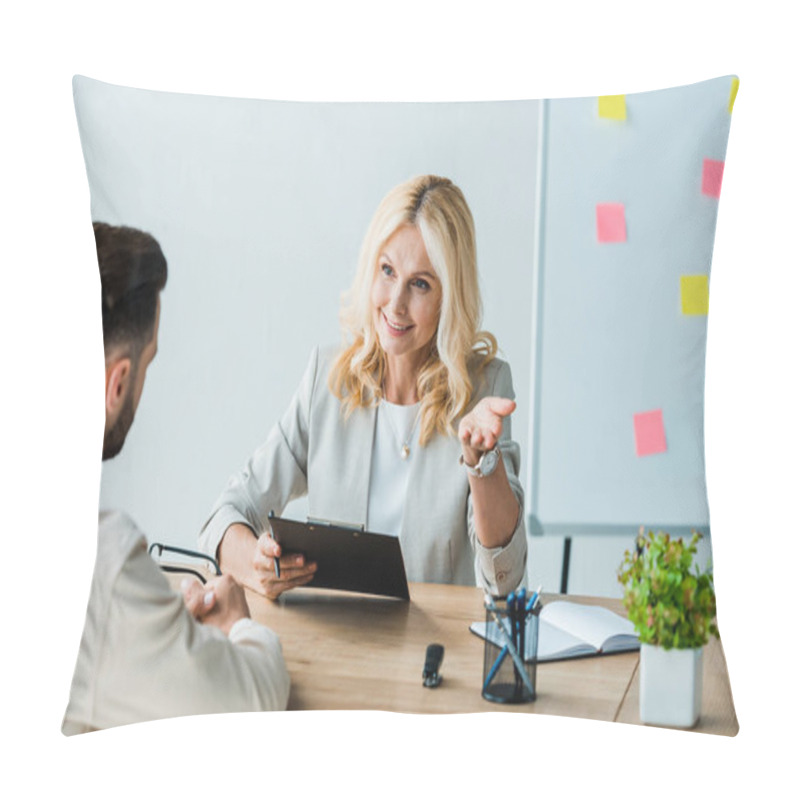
[63,510,289,734]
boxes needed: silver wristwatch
[459,446,500,478]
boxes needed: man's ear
[105,356,132,422]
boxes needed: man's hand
[181,574,251,635]
[181,577,216,618]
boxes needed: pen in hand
[267,510,281,578]
[269,531,281,579]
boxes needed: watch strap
[459,446,500,478]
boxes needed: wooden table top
[235,580,738,734]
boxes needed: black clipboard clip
[305,515,365,532]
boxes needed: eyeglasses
[148,542,221,584]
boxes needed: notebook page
[536,619,596,661]
[540,602,636,650]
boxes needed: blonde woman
[199,175,527,598]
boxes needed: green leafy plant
[617,529,719,650]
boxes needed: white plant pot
[639,643,703,728]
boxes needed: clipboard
[268,512,410,600]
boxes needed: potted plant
[617,528,719,728]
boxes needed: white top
[366,400,420,537]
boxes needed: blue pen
[483,594,517,693]
[507,592,518,659]
[525,584,543,612]
[522,584,542,662]
[483,601,536,698]
[483,643,508,690]
[505,592,515,647]
[508,591,523,697]
[517,587,527,663]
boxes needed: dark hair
[94,222,168,356]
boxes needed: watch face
[481,448,499,476]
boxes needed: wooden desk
[238,581,738,735]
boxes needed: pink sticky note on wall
[596,203,627,243]
[633,409,667,457]
[702,159,724,197]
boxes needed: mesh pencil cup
[481,596,540,704]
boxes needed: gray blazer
[199,345,527,595]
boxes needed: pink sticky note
[702,159,724,198]
[633,410,667,457]
[596,203,627,243]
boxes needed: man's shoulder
[99,509,146,543]
[98,509,188,620]
[97,510,148,573]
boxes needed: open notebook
[471,601,640,662]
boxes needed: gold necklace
[381,386,420,460]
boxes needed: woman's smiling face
[371,224,442,369]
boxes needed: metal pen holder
[481,595,540,704]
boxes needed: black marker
[423,643,444,688]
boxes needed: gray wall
[75,77,555,583]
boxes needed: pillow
[67,74,737,733]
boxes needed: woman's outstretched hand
[458,396,516,465]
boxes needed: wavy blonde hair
[329,175,497,445]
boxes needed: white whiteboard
[527,77,735,538]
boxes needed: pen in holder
[482,589,541,704]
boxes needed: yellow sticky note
[681,275,710,315]
[728,77,739,113]
[598,95,627,120]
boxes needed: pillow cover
[67,74,737,734]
